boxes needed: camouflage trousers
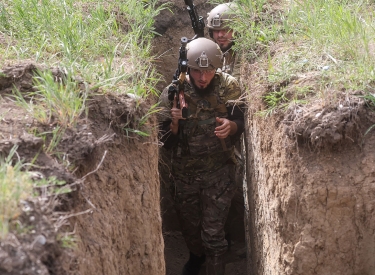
[169,164,237,257]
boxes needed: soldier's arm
[224,73,245,138]
[227,105,244,137]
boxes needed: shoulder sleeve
[221,73,242,106]
[220,72,245,140]
[231,56,241,80]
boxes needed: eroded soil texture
[0,63,165,275]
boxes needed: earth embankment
[0,63,165,275]
[243,63,375,275]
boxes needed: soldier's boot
[182,252,206,275]
[206,255,225,275]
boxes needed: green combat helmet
[186,37,223,70]
[206,3,238,38]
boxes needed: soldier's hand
[171,95,185,123]
[170,95,185,135]
[215,117,237,138]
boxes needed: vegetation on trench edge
[0,0,167,127]
[213,0,375,124]
[0,0,167,241]
[0,145,74,240]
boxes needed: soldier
[158,37,244,275]
[206,2,240,78]
[207,2,246,252]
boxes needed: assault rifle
[167,1,204,120]
[168,37,189,120]
[184,0,205,39]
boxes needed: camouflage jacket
[221,49,240,80]
[158,72,244,176]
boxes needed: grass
[0,146,33,240]
[281,0,375,90]
[1,0,166,117]
[13,69,87,128]
[58,234,77,249]
[0,145,72,240]
[0,0,168,240]
[214,0,375,112]
[358,92,375,136]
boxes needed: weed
[123,128,150,137]
[0,145,72,240]
[2,0,167,154]
[13,68,87,128]
[57,234,77,249]
[264,88,288,109]
[13,222,34,236]
[358,92,375,136]
[223,0,375,114]
[139,102,162,126]
[0,146,33,239]
[34,175,71,197]
[38,126,66,154]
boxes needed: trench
[153,2,375,275]
[66,2,375,275]
[2,2,375,275]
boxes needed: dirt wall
[0,63,165,275]
[70,95,165,275]
[244,68,375,275]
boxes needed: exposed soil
[0,64,79,275]
[68,92,165,275]
[0,63,164,275]
[243,61,375,275]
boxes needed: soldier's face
[189,68,216,89]
[212,29,234,52]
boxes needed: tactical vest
[171,73,235,175]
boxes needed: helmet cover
[186,38,223,70]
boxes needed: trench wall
[246,112,375,275]
[70,96,165,275]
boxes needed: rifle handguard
[179,91,188,118]
[167,84,188,119]
[168,85,177,102]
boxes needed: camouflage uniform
[158,71,244,259]
[221,49,240,80]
